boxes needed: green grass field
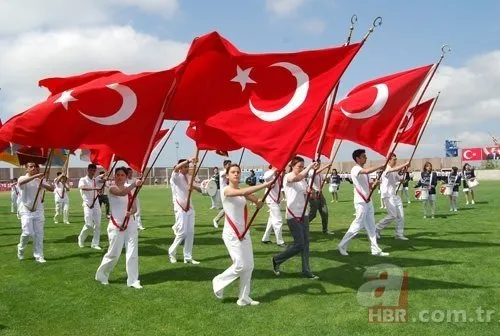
[1,182,499,336]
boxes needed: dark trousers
[273,216,311,275]
[309,194,329,232]
[98,194,110,216]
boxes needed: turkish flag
[461,148,483,161]
[168,32,362,169]
[186,121,241,152]
[321,64,433,157]
[0,120,9,152]
[82,128,170,171]
[0,70,176,171]
[398,97,436,146]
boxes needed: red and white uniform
[95,190,139,287]
[283,172,308,220]
[213,186,254,302]
[261,169,284,245]
[54,180,70,224]
[77,175,103,248]
[338,165,382,254]
[376,168,405,237]
[17,175,50,260]
[168,171,196,261]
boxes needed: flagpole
[395,92,441,194]
[241,15,376,239]
[193,150,208,177]
[238,148,246,166]
[300,15,381,220]
[30,149,54,212]
[185,147,200,210]
[90,159,118,209]
[367,45,451,201]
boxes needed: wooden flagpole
[30,149,54,212]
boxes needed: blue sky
[0,0,499,168]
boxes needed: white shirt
[351,165,371,204]
[17,174,49,214]
[307,170,325,192]
[284,172,308,219]
[54,181,69,200]
[78,175,101,207]
[221,186,247,238]
[170,171,193,211]
[219,169,228,190]
[263,169,282,204]
[11,183,18,198]
[380,168,401,198]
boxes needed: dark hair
[25,162,39,168]
[288,156,305,172]
[452,166,458,173]
[462,163,470,171]
[268,164,272,169]
[423,161,432,172]
[223,159,232,167]
[126,168,133,172]
[88,164,97,170]
[178,159,187,165]
[115,166,128,175]
[332,169,338,174]
[99,171,105,174]
[56,172,62,176]
[225,163,241,176]
[352,149,366,162]
[389,153,397,159]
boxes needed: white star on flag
[55,90,77,110]
[230,65,256,91]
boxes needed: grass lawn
[0,182,499,336]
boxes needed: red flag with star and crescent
[167,31,363,169]
[398,97,436,146]
[320,64,433,157]
[0,70,176,171]
[186,121,241,152]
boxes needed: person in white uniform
[212,160,232,228]
[338,149,389,257]
[53,172,71,224]
[78,164,105,249]
[210,167,221,209]
[95,166,143,289]
[168,158,202,264]
[213,163,273,306]
[10,178,19,215]
[126,168,145,230]
[272,156,320,279]
[375,154,410,240]
[17,162,54,263]
[261,166,285,247]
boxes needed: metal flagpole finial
[441,44,451,55]
[351,14,358,25]
[372,16,383,29]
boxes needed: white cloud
[0,0,179,35]
[0,25,189,121]
[455,131,494,147]
[300,18,326,35]
[265,0,309,17]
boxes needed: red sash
[355,174,371,203]
[268,175,283,204]
[85,180,97,208]
[225,205,248,240]
[176,199,190,212]
[287,207,303,223]
[112,192,133,231]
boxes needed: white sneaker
[95,276,109,285]
[64,221,71,224]
[213,219,219,228]
[449,208,453,212]
[128,281,143,289]
[17,248,24,260]
[454,209,458,212]
[407,201,411,204]
[395,235,409,241]
[91,245,102,250]
[471,200,475,205]
[138,225,145,231]
[210,206,215,210]
[169,255,177,263]
[466,201,469,205]
[35,257,47,263]
[237,298,260,306]
[338,245,349,256]
[372,251,390,257]
[78,240,85,248]
[423,215,427,219]
[54,220,58,224]
[184,259,200,265]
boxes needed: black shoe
[262,240,272,244]
[272,258,280,276]
[304,273,320,280]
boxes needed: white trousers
[168,208,195,260]
[339,202,382,254]
[210,190,221,208]
[376,196,404,236]
[213,232,254,301]
[11,193,18,213]
[18,212,45,258]
[78,205,101,246]
[95,222,139,286]
[54,199,69,223]
[134,198,142,227]
[262,202,284,244]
